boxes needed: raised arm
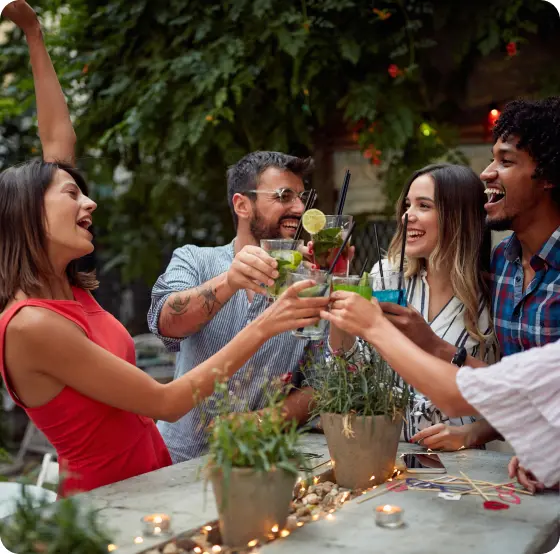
[2,1,76,163]
[7,281,329,423]
[154,245,279,339]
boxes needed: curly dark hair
[493,97,560,206]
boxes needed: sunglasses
[243,188,312,204]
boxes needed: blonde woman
[330,163,498,450]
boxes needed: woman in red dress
[0,2,327,496]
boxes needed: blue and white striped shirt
[148,241,311,463]
[371,261,498,441]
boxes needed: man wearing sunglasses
[148,151,318,463]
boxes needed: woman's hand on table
[410,423,471,451]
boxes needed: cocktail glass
[287,269,331,340]
[311,215,353,275]
[332,274,373,300]
[260,239,304,300]
[372,268,407,306]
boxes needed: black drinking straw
[327,221,356,276]
[359,256,370,277]
[293,188,317,243]
[373,224,385,290]
[336,170,351,215]
[397,214,408,304]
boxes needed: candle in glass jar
[141,513,172,536]
[375,504,404,528]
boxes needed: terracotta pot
[208,466,296,549]
[320,412,402,490]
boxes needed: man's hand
[507,456,552,493]
[226,245,279,295]
[2,1,39,34]
[410,423,471,451]
[380,302,442,355]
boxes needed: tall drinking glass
[311,215,353,276]
[260,239,304,300]
[332,275,373,300]
[372,268,407,306]
[287,269,331,340]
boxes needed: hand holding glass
[260,239,303,300]
[287,270,331,340]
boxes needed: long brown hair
[387,163,492,342]
[0,159,98,311]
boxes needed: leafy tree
[1,0,558,283]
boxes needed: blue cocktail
[372,289,407,306]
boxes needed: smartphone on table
[401,453,447,474]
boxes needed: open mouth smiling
[280,218,300,232]
[485,187,506,205]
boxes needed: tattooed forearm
[198,285,221,315]
[158,274,233,338]
[168,293,192,316]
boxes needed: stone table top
[78,434,559,554]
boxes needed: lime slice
[359,272,369,287]
[298,284,328,298]
[272,250,303,269]
[302,209,326,234]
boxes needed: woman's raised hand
[2,1,39,34]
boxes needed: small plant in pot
[204,377,309,550]
[0,482,113,553]
[304,343,411,490]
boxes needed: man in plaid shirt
[484,98,560,356]
[379,96,560,450]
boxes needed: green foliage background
[1,0,559,284]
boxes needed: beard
[485,216,513,231]
[249,210,282,242]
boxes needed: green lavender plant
[303,343,411,420]
[204,376,310,486]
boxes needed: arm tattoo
[198,285,221,315]
[168,293,192,316]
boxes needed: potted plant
[204,377,308,550]
[304,344,411,490]
[0,483,113,553]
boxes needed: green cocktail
[260,239,304,300]
[287,269,331,340]
[332,274,373,300]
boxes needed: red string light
[488,108,501,128]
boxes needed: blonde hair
[387,164,492,343]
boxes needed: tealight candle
[141,513,172,536]
[375,504,404,528]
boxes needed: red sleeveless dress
[0,287,172,496]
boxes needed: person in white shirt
[330,163,498,449]
[322,292,560,489]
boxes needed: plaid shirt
[490,225,560,357]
